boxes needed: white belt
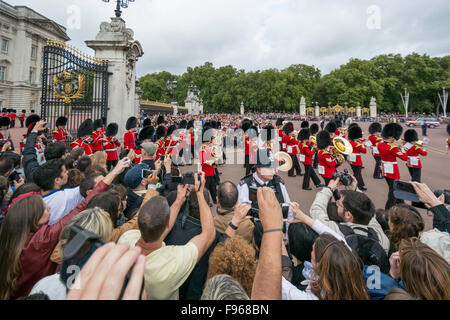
[104,149,117,152]
[351,153,360,156]
[382,161,397,165]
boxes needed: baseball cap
[141,142,157,157]
[124,164,147,189]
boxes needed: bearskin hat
[125,117,137,130]
[155,126,166,140]
[106,123,119,137]
[56,116,67,127]
[283,122,295,135]
[179,120,187,129]
[310,123,319,135]
[348,123,358,131]
[77,119,94,138]
[210,120,217,129]
[317,131,331,150]
[241,119,252,132]
[202,126,213,142]
[335,120,342,128]
[275,118,284,127]
[187,120,194,130]
[157,115,165,126]
[142,118,151,127]
[166,125,177,137]
[93,119,104,130]
[216,121,222,129]
[26,114,41,132]
[301,121,309,129]
[21,109,26,113]
[247,125,259,139]
[404,129,418,143]
[298,128,310,142]
[0,117,10,128]
[325,121,337,134]
[139,126,155,141]
[382,123,403,140]
[369,122,382,135]
[348,125,363,140]
[261,124,274,142]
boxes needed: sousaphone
[274,151,293,172]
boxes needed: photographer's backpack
[338,224,390,274]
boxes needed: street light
[102,0,135,18]
[166,80,178,104]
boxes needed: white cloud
[7,0,450,76]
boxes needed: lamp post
[102,0,135,18]
[400,87,410,119]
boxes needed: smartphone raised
[393,180,422,204]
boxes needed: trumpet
[389,139,405,149]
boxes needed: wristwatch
[228,221,238,230]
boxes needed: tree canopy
[139,53,450,114]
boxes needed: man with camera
[237,149,293,236]
[310,176,390,254]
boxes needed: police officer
[237,149,293,237]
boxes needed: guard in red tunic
[53,117,69,143]
[446,124,450,153]
[283,122,303,177]
[154,126,167,161]
[348,124,367,191]
[91,119,105,153]
[19,110,26,128]
[123,117,137,151]
[378,123,409,210]
[403,129,427,182]
[316,130,337,186]
[275,118,286,152]
[10,110,16,128]
[325,121,338,155]
[187,120,195,161]
[310,123,320,169]
[298,128,322,190]
[367,122,383,179]
[200,128,217,203]
[71,119,94,156]
[165,125,179,158]
[135,125,155,164]
[103,123,120,171]
[241,119,254,176]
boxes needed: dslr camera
[332,169,352,187]
[434,189,450,205]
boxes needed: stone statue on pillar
[300,96,306,117]
[86,17,144,139]
[185,82,202,115]
[370,97,377,118]
[315,102,320,118]
[356,102,362,118]
[240,101,245,115]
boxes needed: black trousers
[245,154,253,176]
[313,152,319,169]
[10,120,15,128]
[408,167,421,182]
[323,177,332,186]
[385,177,404,210]
[20,120,24,128]
[351,165,365,189]
[205,175,217,204]
[373,156,382,179]
[303,164,322,189]
[288,154,302,176]
[422,126,427,136]
[107,160,118,171]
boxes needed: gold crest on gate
[53,70,86,104]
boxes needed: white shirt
[43,187,84,226]
[237,172,294,229]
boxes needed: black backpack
[338,224,390,274]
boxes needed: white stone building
[0,0,69,113]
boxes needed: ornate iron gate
[41,40,109,139]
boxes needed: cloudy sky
[8,0,450,77]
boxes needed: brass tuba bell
[274,151,293,172]
[332,136,353,166]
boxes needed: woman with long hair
[387,204,424,254]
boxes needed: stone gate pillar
[86,17,144,139]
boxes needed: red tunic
[155,138,165,161]
[377,141,408,180]
[10,113,16,121]
[368,135,382,157]
[404,143,427,169]
[91,130,104,152]
[102,137,120,161]
[300,144,315,165]
[0,131,11,144]
[165,137,178,157]
[285,135,302,156]
[134,148,142,164]
[71,138,93,156]
[349,140,367,167]
[277,129,286,151]
[52,129,67,142]
[318,150,337,178]
[123,129,136,150]
[200,144,215,177]
[19,113,26,121]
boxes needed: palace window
[1,39,8,53]
[31,46,37,60]
[29,69,34,83]
[0,66,6,81]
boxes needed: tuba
[332,136,353,166]
[274,151,293,172]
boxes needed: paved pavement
[9,121,449,231]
